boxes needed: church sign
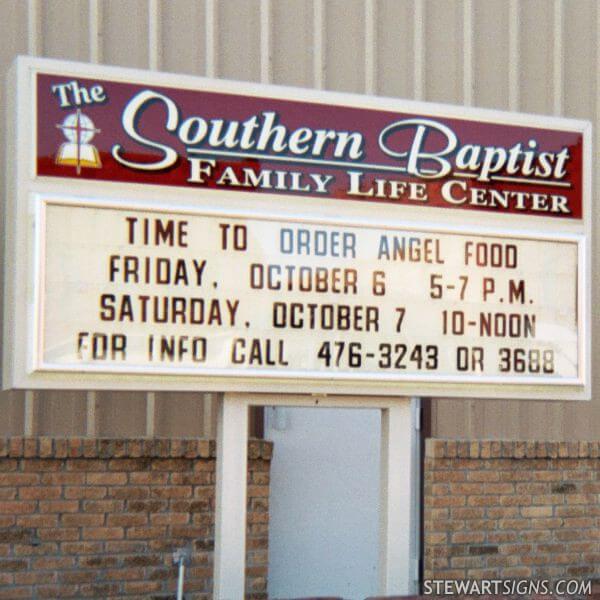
[3,57,591,399]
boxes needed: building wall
[424,439,600,584]
[1,0,599,439]
[0,437,272,599]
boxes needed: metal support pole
[173,546,191,600]
[379,400,416,595]
[214,393,249,599]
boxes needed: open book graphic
[56,142,102,169]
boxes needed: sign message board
[3,57,591,398]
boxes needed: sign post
[215,394,418,596]
[3,56,592,596]
[214,393,249,599]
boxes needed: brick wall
[424,440,600,582]
[0,438,272,599]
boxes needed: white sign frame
[3,56,592,400]
[214,393,419,597]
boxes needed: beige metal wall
[0,0,598,440]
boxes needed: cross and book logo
[55,108,102,174]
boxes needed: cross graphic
[56,109,101,174]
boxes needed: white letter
[379,118,456,179]
[112,90,179,171]
[441,179,467,204]
[187,158,216,183]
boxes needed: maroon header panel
[37,73,584,219]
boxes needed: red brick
[39,501,79,513]
[431,483,451,495]
[13,542,58,556]
[487,507,519,519]
[498,518,531,530]
[483,482,514,494]
[123,580,162,593]
[451,507,485,519]
[126,526,166,539]
[532,493,565,504]
[521,505,554,518]
[129,471,168,485]
[108,486,149,499]
[127,499,167,513]
[532,471,562,481]
[556,505,587,517]
[122,553,163,567]
[451,531,485,544]
[79,555,119,568]
[0,529,34,543]
[155,439,170,457]
[530,518,563,529]
[67,438,83,458]
[61,570,98,584]
[0,489,16,500]
[16,514,58,528]
[198,440,212,458]
[82,500,124,513]
[566,493,597,504]
[21,459,60,472]
[40,473,84,485]
[499,494,532,506]
[0,588,31,599]
[467,495,498,507]
[8,439,23,457]
[151,512,189,526]
[0,501,37,514]
[104,567,145,581]
[106,513,148,527]
[38,528,80,542]
[15,570,57,585]
[429,495,466,507]
[80,582,121,597]
[19,486,61,500]
[152,458,192,471]
[0,473,40,486]
[562,516,596,528]
[105,540,146,553]
[37,584,78,598]
[150,486,192,499]
[38,439,53,458]
[64,486,106,499]
[127,440,143,457]
[430,518,464,531]
[53,439,68,458]
[86,472,127,485]
[0,559,29,571]
[65,459,105,471]
[487,531,518,543]
[192,460,214,472]
[82,527,124,540]
[61,513,105,527]
[555,529,586,541]
[33,557,76,570]
[80,439,96,458]
[467,471,500,482]
[108,458,151,471]
[60,541,103,554]
[252,472,269,485]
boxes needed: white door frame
[213,393,420,599]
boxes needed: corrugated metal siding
[0,0,598,439]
